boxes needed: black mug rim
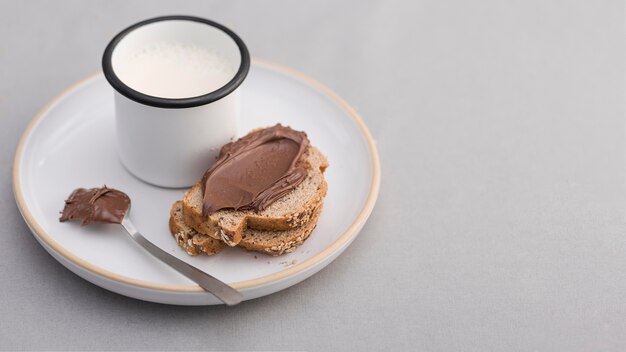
[102,15,250,109]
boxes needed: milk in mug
[114,41,236,99]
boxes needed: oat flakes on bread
[182,146,328,246]
[169,201,224,256]
[171,200,323,256]
[236,204,323,256]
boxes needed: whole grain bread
[238,204,323,256]
[169,201,224,256]
[182,146,328,246]
[171,200,323,256]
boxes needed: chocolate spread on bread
[59,186,130,226]
[201,124,310,215]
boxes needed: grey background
[0,0,624,351]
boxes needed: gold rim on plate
[12,58,381,293]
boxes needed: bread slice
[238,204,323,256]
[170,200,323,256]
[169,201,224,256]
[182,146,328,246]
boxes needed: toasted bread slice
[170,201,323,256]
[238,204,323,256]
[182,146,328,246]
[169,201,224,256]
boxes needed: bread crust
[172,200,323,256]
[238,205,323,256]
[169,201,224,256]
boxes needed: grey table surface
[1,0,624,351]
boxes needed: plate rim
[12,58,381,293]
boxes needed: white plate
[12,60,380,305]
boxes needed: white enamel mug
[102,16,250,188]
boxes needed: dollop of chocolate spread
[59,186,130,226]
[201,124,310,215]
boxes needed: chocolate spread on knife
[59,186,130,226]
[201,124,310,215]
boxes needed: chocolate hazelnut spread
[59,186,130,226]
[201,124,310,215]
